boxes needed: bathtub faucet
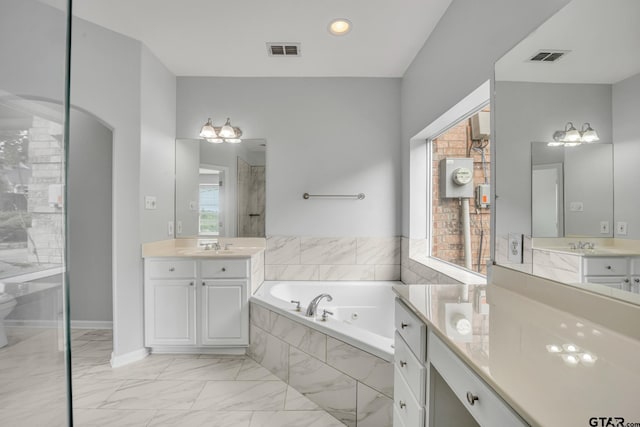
[305,294,333,317]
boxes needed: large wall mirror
[493,0,640,304]
[175,138,266,238]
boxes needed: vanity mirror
[493,0,640,303]
[175,138,266,238]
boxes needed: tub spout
[305,293,333,317]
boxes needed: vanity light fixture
[328,18,352,36]
[546,344,562,353]
[549,122,600,147]
[198,117,243,144]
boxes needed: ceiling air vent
[267,43,301,57]
[528,50,570,63]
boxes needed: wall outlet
[617,221,628,236]
[167,220,174,236]
[144,196,157,210]
[600,221,610,234]
[507,233,523,263]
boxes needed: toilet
[0,285,17,348]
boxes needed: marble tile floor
[2,328,347,426]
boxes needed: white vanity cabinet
[582,256,640,292]
[144,258,249,351]
[394,299,427,427]
[393,297,528,427]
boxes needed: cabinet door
[200,280,248,346]
[145,280,196,346]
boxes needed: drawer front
[201,259,249,278]
[584,276,629,290]
[429,332,528,427]
[583,257,628,276]
[395,299,427,362]
[394,366,425,427]
[394,332,426,403]
[146,259,196,279]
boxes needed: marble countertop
[142,238,266,258]
[393,283,640,427]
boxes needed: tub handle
[290,300,301,311]
[401,322,409,329]
[321,309,334,322]
[399,400,406,409]
[399,360,407,368]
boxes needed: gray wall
[177,77,401,237]
[68,109,113,322]
[494,82,612,237]
[175,140,200,237]
[140,46,177,243]
[613,72,640,239]
[400,0,570,236]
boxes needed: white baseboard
[110,347,149,368]
[71,320,113,330]
[3,319,60,328]
[149,346,246,355]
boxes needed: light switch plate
[600,221,610,234]
[617,221,628,236]
[507,233,523,263]
[144,196,157,210]
[168,220,174,236]
[569,202,584,212]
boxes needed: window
[199,183,219,235]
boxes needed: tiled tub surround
[248,303,393,427]
[265,236,400,281]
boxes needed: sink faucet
[305,294,333,317]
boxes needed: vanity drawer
[395,299,427,362]
[394,366,425,427]
[394,331,426,404]
[146,259,196,279]
[583,257,628,276]
[428,332,527,427]
[201,259,249,279]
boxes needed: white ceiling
[56,0,453,78]
[495,0,640,84]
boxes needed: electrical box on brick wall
[439,158,474,198]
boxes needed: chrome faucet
[305,294,333,317]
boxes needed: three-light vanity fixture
[199,117,243,144]
[548,122,600,147]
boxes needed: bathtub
[251,280,398,361]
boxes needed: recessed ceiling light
[328,18,352,36]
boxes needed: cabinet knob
[222,267,227,272]
[189,282,194,286]
[401,322,408,329]
[169,267,175,272]
[466,392,479,406]
[606,265,612,270]
[635,278,640,283]
[202,282,205,286]
[399,400,406,409]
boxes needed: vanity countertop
[142,238,266,258]
[393,283,640,427]
[533,246,640,257]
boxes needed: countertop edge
[393,285,541,427]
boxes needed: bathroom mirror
[493,0,640,302]
[175,138,266,238]
[531,141,613,238]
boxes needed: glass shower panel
[0,0,72,426]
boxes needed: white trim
[110,347,149,368]
[410,80,491,142]
[149,346,246,355]
[70,320,113,330]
